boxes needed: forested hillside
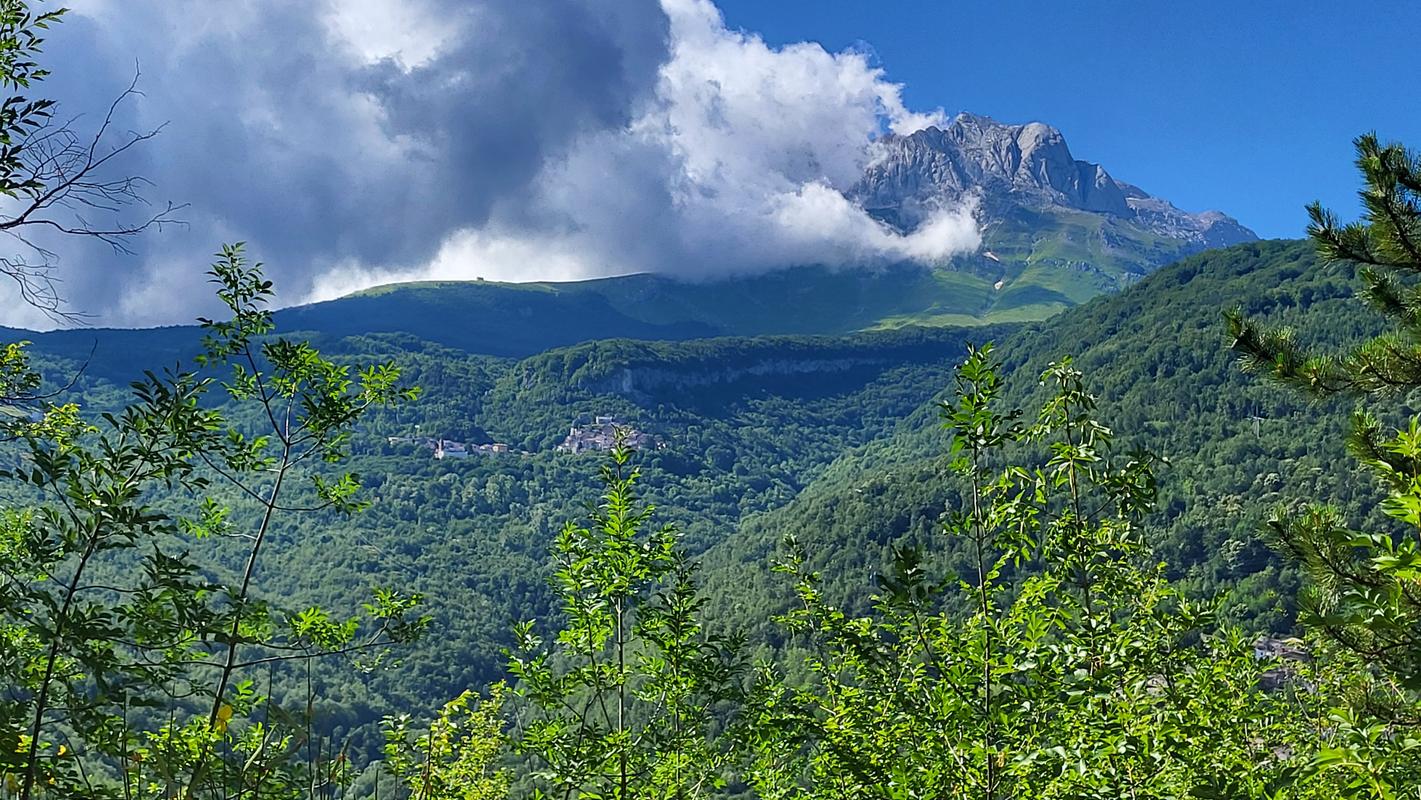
[0,238,1380,749]
[12,228,1421,796]
[3,320,1002,747]
[700,239,1388,635]
[10,1,1421,796]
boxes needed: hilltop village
[555,415,657,454]
[387,416,657,460]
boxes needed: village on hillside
[384,436,522,459]
[555,415,658,454]
[388,415,658,460]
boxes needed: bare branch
[0,67,183,321]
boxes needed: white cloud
[302,0,975,302]
[320,0,458,69]
[8,0,976,326]
[305,229,606,304]
[0,282,62,330]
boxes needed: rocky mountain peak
[852,112,1255,250]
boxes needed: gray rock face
[852,112,1256,248]
[1115,181,1257,248]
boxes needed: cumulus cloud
[7,0,978,327]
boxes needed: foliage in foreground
[508,437,744,799]
[0,246,424,799]
[381,686,509,800]
[737,347,1320,799]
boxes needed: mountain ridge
[0,265,1011,363]
[855,112,1257,249]
[0,114,1262,360]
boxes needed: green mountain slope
[280,266,1012,355]
[0,266,1007,363]
[698,239,1386,637]
[1,321,1001,749]
[287,231,1248,353]
[2,227,1253,365]
[2,238,1380,754]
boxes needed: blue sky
[718,0,1420,238]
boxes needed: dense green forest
[5,239,1376,732]
[7,231,1420,797]
[8,3,1421,798]
[699,239,1386,638]
[4,312,1004,732]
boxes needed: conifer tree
[1230,133,1421,396]
[1228,134,1421,794]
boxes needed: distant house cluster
[386,417,658,459]
[1253,636,1309,663]
[556,416,656,454]
[385,436,515,459]
[1253,636,1311,691]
